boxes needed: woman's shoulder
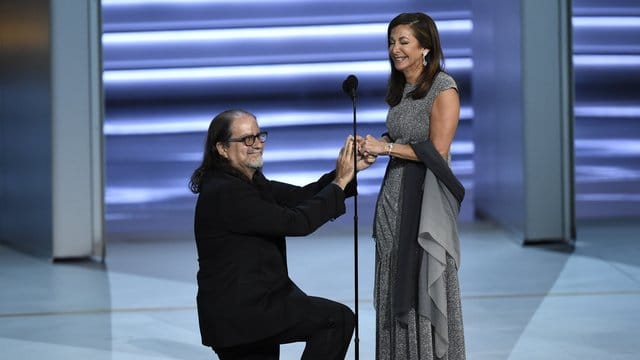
[434,71,457,89]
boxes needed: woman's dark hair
[385,12,445,106]
[189,109,255,193]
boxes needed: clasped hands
[333,135,387,189]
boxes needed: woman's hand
[360,134,389,157]
[356,135,377,171]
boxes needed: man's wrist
[332,179,347,190]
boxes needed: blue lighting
[104,61,386,82]
[106,186,190,205]
[104,107,474,135]
[103,20,471,46]
[103,59,472,84]
[170,141,473,163]
[103,0,361,5]
[575,105,640,118]
[104,157,475,205]
[573,16,640,28]
[103,24,387,44]
[576,193,640,201]
[575,139,640,157]
[575,165,640,183]
[101,1,640,222]
[573,55,640,66]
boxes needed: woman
[189,109,371,359]
[359,13,466,359]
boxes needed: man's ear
[215,142,228,158]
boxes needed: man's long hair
[189,109,255,194]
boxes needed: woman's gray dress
[374,72,466,360]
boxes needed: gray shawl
[392,140,464,358]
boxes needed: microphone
[342,74,358,98]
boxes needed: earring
[422,51,429,66]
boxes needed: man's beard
[247,154,263,169]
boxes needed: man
[189,109,373,359]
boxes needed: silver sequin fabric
[373,72,466,360]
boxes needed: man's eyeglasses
[227,131,268,146]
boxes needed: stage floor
[1,219,639,359]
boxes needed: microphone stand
[349,89,360,360]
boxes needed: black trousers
[213,296,355,360]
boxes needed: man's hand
[333,136,356,190]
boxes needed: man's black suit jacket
[193,169,354,348]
